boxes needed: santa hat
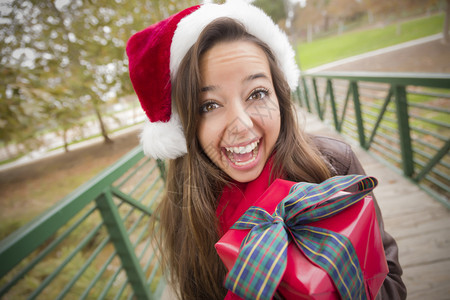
[126,0,299,159]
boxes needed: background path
[307,33,450,73]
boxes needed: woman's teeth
[225,141,258,154]
[225,140,259,166]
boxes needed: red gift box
[215,178,388,299]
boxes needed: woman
[126,1,406,299]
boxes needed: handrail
[0,146,166,299]
[297,71,450,207]
[302,71,450,88]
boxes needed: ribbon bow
[224,175,378,300]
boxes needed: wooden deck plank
[397,227,450,267]
[402,260,450,300]
[375,191,445,219]
[383,208,450,239]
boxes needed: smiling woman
[197,40,281,183]
[126,1,406,299]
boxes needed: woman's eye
[200,102,220,114]
[248,88,269,101]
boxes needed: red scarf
[216,157,279,300]
[216,157,277,236]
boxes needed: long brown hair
[153,18,331,300]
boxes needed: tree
[0,7,48,155]
[0,0,197,156]
[443,0,450,44]
[0,65,43,155]
[252,0,287,25]
[290,0,330,42]
[361,0,440,24]
[289,0,441,43]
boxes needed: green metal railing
[296,71,450,207]
[0,146,166,299]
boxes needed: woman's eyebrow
[244,72,269,82]
[201,73,269,92]
[201,85,218,92]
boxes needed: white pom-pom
[140,114,187,159]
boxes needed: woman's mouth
[223,140,260,166]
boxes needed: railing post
[312,78,323,119]
[156,159,167,183]
[295,86,303,107]
[327,79,339,130]
[393,85,414,177]
[301,77,312,113]
[414,140,450,182]
[366,88,393,149]
[95,190,153,299]
[351,81,366,147]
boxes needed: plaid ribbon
[224,175,378,300]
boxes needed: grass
[0,163,108,240]
[297,13,445,70]
[0,154,25,166]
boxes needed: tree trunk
[307,23,312,43]
[323,14,329,32]
[338,20,344,35]
[63,128,69,152]
[368,10,374,25]
[444,0,450,44]
[93,103,113,144]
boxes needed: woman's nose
[226,101,254,138]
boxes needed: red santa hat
[126,0,299,159]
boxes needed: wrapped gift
[215,175,388,300]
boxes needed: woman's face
[197,40,281,183]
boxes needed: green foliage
[252,0,287,24]
[297,13,444,70]
[0,64,44,151]
[0,0,198,154]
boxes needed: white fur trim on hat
[170,0,299,90]
[140,113,187,159]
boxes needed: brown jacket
[313,135,407,300]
